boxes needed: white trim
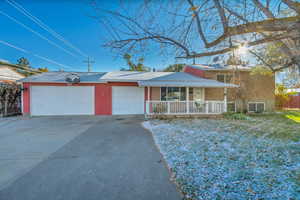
[248,102,265,112]
[146,100,225,115]
[186,87,189,114]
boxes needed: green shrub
[223,112,251,120]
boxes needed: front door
[193,88,204,101]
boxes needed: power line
[0,40,73,70]
[6,0,89,58]
[0,10,79,59]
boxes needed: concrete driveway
[0,116,181,200]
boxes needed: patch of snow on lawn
[144,119,300,200]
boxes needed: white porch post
[186,87,189,114]
[147,86,150,114]
[224,88,227,112]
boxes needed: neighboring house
[0,63,25,117]
[184,64,275,113]
[19,64,275,116]
[0,63,25,82]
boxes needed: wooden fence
[284,94,300,109]
[0,83,22,117]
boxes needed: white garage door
[112,86,144,115]
[31,86,95,116]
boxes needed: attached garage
[30,86,95,116]
[112,86,144,115]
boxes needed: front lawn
[224,111,300,141]
[144,111,300,200]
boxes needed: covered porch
[144,87,227,115]
[138,73,237,116]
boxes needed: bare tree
[92,0,300,72]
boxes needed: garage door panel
[31,86,94,116]
[112,86,144,115]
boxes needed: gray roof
[100,71,173,82]
[189,64,252,71]
[19,71,237,88]
[138,72,236,88]
[19,72,107,83]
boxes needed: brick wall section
[151,87,160,100]
[203,70,275,111]
[183,66,275,112]
[205,88,224,100]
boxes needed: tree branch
[282,0,300,14]
[248,50,275,71]
[224,7,248,23]
[213,0,228,32]
[105,35,191,56]
[186,0,208,46]
[176,34,298,59]
[206,15,300,48]
[252,0,275,18]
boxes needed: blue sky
[0,0,187,72]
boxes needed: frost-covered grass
[144,115,300,200]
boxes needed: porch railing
[146,101,225,115]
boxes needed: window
[256,103,265,113]
[160,87,186,101]
[161,87,167,101]
[217,74,233,83]
[248,102,265,113]
[227,102,236,112]
[217,74,225,82]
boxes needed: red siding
[183,65,205,78]
[95,84,112,115]
[108,82,138,86]
[22,83,30,114]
